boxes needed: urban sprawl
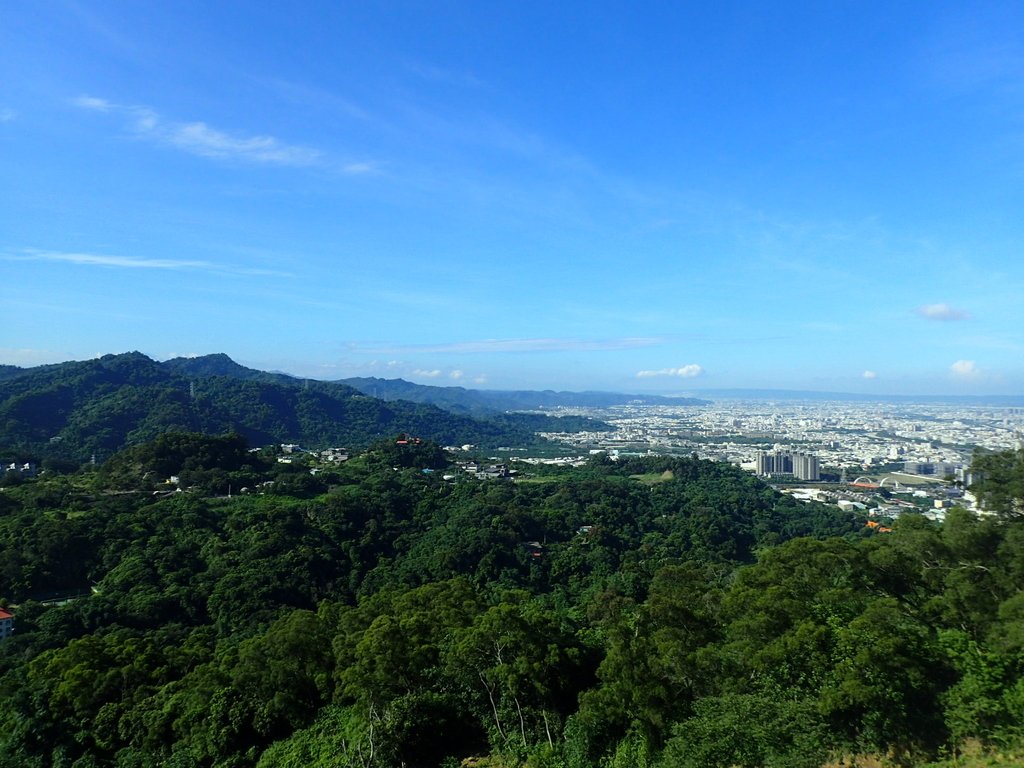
[525,400,1024,521]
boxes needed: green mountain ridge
[0,353,602,462]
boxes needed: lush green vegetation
[2,439,1024,767]
[0,353,604,463]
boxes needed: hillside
[2,442,1024,767]
[163,356,614,432]
[0,353,592,461]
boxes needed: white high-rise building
[756,450,819,481]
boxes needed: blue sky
[3,1,1023,394]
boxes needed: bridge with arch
[850,475,902,490]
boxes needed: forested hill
[161,352,282,382]
[339,375,710,414]
[0,353,602,462]
[0,443,860,767]
[0,365,23,382]
[3,440,1024,767]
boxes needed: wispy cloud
[862,370,878,379]
[950,359,981,378]
[29,250,211,270]
[357,337,664,355]
[916,303,971,321]
[0,108,17,122]
[165,121,321,164]
[10,249,292,277]
[636,364,704,379]
[412,368,442,378]
[449,370,464,380]
[72,95,113,111]
[73,94,324,167]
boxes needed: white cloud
[636,364,704,379]
[28,250,210,270]
[917,303,970,321]
[11,248,292,277]
[413,369,442,378]
[72,94,323,167]
[0,108,17,122]
[862,370,878,379]
[166,122,321,165]
[950,359,981,377]
[72,95,112,111]
[473,375,488,385]
[449,370,464,380]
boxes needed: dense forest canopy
[2,437,1024,767]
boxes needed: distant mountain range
[0,353,630,462]
[337,376,710,414]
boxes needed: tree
[445,598,585,756]
[970,448,1024,519]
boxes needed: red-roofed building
[0,608,12,641]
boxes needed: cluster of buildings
[535,400,1023,476]
[755,450,821,481]
[451,461,513,480]
[523,398,1024,518]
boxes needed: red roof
[0,609,12,620]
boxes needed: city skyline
[4,3,1024,394]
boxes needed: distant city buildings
[756,450,820,481]
[792,452,821,481]
[538,401,1022,471]
[531,399,1022,518]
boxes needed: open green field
[512,475,564,485]
[630,469,675,485]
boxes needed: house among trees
[0,608,13,641]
